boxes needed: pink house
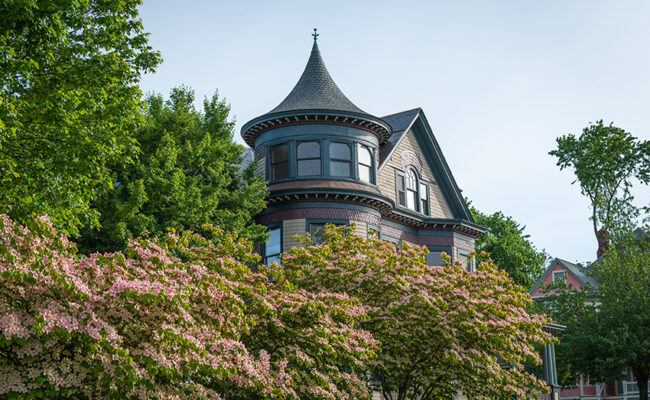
[530,258,598,300]
[530,258,648,400]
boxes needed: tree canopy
[470,204,547,289]
[537,231,650,400]
[276,225,553,400]
[79,87,267,253]
[0,0,161,237]
[549,121,650,255]
[0,213,377,399]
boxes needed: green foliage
[549,121,650,247]
[0,0,161,236]
[79,87,267,253]
[277,224,553,400]
[470,203,547,289]
[537,231,650,398]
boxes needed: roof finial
[311,28,319,53]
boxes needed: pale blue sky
[139,0,650,264]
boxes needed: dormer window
[330,142,352,177]
[270,143,289,180]
[358,144,374,184]
[297,141,321,176]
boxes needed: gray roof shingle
[265,42,368,116]
[379,108,421,166]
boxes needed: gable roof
[379,108,420,165]
[530,257,600,295]
[378,108,474,222]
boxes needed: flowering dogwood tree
[0,214,377,399]
[276,225,553,400]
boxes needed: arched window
[406,168,418,211]
[396,167,429,215]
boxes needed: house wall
[283,219,306,249]
[531,262,584,297]
[377,129,453,219]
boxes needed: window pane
[406,190,416,210]
[310,224,326,244]
[421,199,429,215]
[358,145,372,165]
[398,191,406,206]
[270,144,288,163]
[271,162,289,180]
[406,169,417,190]
[298,141,320,158]
[266,255,281,267]
[426,251,443,266]
[267,228,281,256]
[359,165,371,182]
[298,159,321,176]
[331,161,351,177]
[420,183,428,200]
[330,142,351,160]
[397,174,405,191]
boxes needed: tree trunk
[636,370,648,400]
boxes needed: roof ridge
[381,107,422,119]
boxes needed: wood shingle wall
[378,129,453,219]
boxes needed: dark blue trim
[263,135,378,187]
[242,109,392,142]
[261,201,382,217]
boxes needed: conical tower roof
[267,39,366,115]
[241,31,391,147]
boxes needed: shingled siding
[254,145,266,180]
[258,207,382,227]
[282,218,306,250]
[378,129,453,218]
[353,221,367,237]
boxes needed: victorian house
[241,32,484,268]
[531,259,649,400]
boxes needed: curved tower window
[406,168,418,211]
[329,142,351,177]
[269,143,289,180]
[358,144,374,183]
[297,141,321,176]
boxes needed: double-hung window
[358,144,374,183]
[420,182,429,216]
[269,143,289,180]
[406,168,418,211]
[396,172,406,207]
[297,141,321,176]
[329,142,352,177]
[397,168,429,215]
[265,227,282,266]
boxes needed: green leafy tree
[549,121,650,255]
[276,225,553,400]
[0,0,161,236]
[470,204,548,289]
[79,87,267,252]
[538,231,650,399]
[0,213,377,399]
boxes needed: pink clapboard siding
[531,262,583,298]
